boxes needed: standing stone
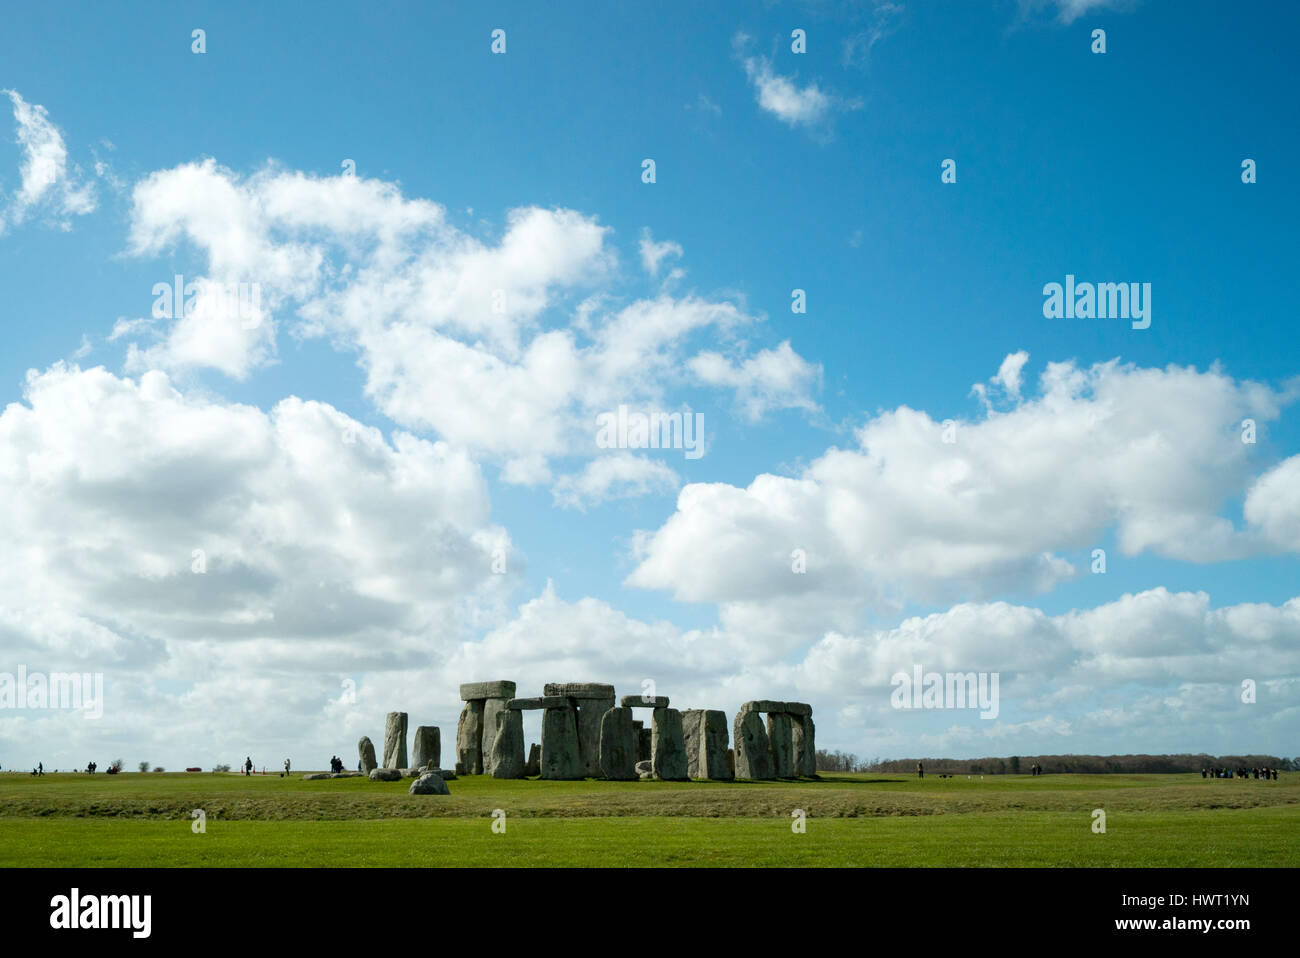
[766,712,795,778]
[358,736,378,774]
[680,709,705,778]
[734,709,774,779]
[540,706,583,780]
[651,707,689,781]
[637,727,652,763]
[635,760,653,779]
[599,707,638,781]
[383,712,408,770]
[456,700,485,775]
[481,697,510,775]
[792,714,816,777]
[575,695,615,777]
[411,726,441,771]
[701,710,733,780]
[525,743,541,777]
[490,708,526,779]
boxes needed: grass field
[2,770,1296,867]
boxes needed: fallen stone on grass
[409,772,450,795]
[369,768,402,782]
[301,772,332,780]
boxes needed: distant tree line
[844,753,1298,774]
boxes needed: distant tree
[153,766,165,773]
[1009,756,1020,774]
[213,763,231,773]
[138,761,150,773]
[109,758,123,773]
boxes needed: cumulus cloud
[638,228,683,277]
[628,357,1298,631]
[0,363,514,680]
[1,90,95,231]
[119,161,820,478]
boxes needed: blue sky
[1,0,1297,769]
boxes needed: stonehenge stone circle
[411,725,441,771]
[599,706,638,780]
[651,707,689,781]
[409,771,450,795]
[383,711,408,770]
[358,736,378,774]
[540,705,583,780]
[766,712,795,778]
[543,682,615,777]
[733,709,774,780]
[460,681,517,700]
[456,700,485,775]
[490,707,526,779]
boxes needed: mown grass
[1,771,1295,866]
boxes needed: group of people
[84,761,98,773]
[1030,763,1044,775]
[328,755,346,773]
[1202,766,1278,780]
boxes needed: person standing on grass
[917,761,924,779]
[244,756,252,776]
[284,758,290,776]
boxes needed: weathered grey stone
[369,768,402,782]
[411,726,441,771]
[727,748,735,777]
[481,697,510,774]
[506,696,567,710]
[543,682,615,699]
[785,702,812,717]
[681,709,705,778]
[599,707,638,780]
[733,709,774,779]
[331,771,362,778]
[401,768,420,778]
[701,710,733,780]
[637,727,652,763]
[540,706,583,780]
[635,760,653,779]
[490,708,526,779]
[456,700,484,775]
[383,712,408,769]
[651,707,689,781]
[459,680,517,701]
[301,772,332,780]
[739,700,787,715]
[409,772,450,795]
[575,695,615,776]
[767,712,795,777]
[620,695,670,708]
[791,714,816,777]
[358,736,378,774]
[525,743,541,777]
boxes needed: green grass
[2,771,1296,867]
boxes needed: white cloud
[638,228,683,277]
[120,161,821,477]
[0,363,514,680]
[552,454,680,510]
[1,90,95,231]
[734,36,860,133]
[628,357,1296,626]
